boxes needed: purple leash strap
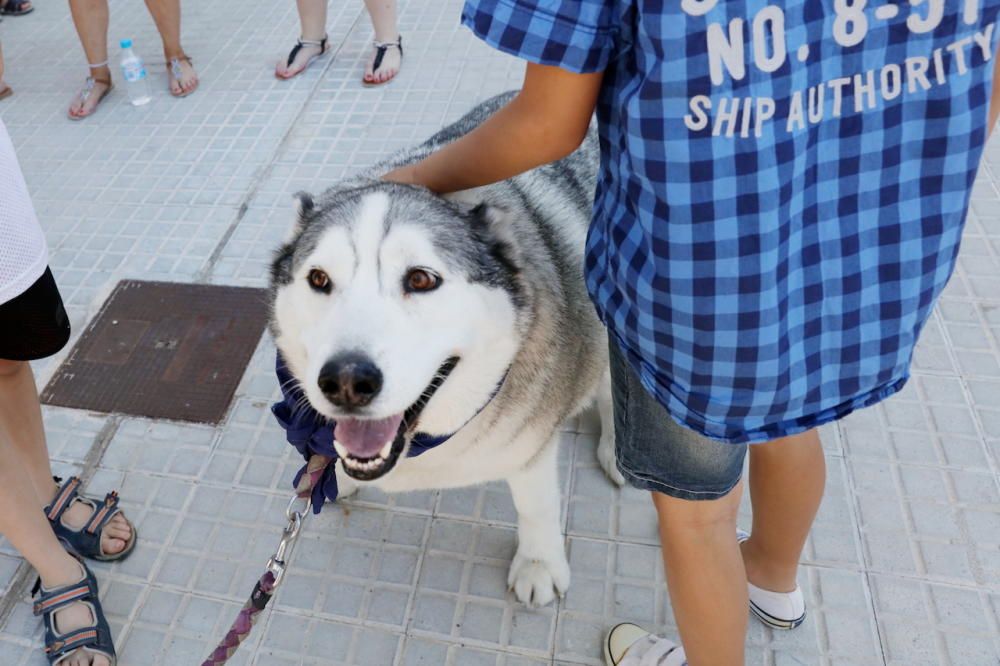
[201,455,333,666]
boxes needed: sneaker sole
[749,599,806,630]
[603,629,616,666]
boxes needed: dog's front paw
[507,550,570,608]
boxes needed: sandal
[0,0,33,15]
[68,61,113,121]
[33,548,116,666]
[364,36,402,86]
[168,55,198,97]
[45,476,137,562]
[276,35,329,80]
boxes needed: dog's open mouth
[333,357,458,481]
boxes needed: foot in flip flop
[275,35,328,80]
[167,54,198,97]
[67,64,112,120]
[0,0,33,16]
[364,35,402,85]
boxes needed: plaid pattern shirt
[462,0,1000,443]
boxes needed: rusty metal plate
[42,281,269,424]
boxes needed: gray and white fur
[269,92,622,608]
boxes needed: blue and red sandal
[45,477,138,562]
[33,549,117,666]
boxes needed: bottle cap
[120,39,133,49]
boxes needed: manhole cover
[42,280,269,424]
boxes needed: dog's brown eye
[307,268,331,293]
[405,268,440,293]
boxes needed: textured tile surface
[2,0,999,664]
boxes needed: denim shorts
[609,337,747,501]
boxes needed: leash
[202,355,509,664]
[201,455,332,666]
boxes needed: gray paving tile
[870,574,1000,665]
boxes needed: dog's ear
[469,204,522,275]
[287,191,316,239]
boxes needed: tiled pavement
[1,1,999,664]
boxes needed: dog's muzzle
[333,357,459,481]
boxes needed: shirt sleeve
[461,0,616,73]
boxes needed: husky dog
[269,92,622,607]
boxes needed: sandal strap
[371,36,402,73]
[45,477,82,524]
[373,35,402,49]
[45,627,100,656]
[77,76,110,104]
[83,491,121,535]
[33,579,95,617]
[87,60,109,69]
[286,35,328,67]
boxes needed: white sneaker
[738,530,807,630]
[604,623,687,666]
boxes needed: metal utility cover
[42,280,269,424]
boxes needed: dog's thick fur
[269,92,622,607]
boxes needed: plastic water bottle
[119,39,151,106]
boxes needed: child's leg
[0,360,60,502]
[608,337,751,664]
[741,429,825,592]
[0,360,131,552]
[0,427,112,666]
[653,487,748,665]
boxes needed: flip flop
[68,72,113,121]
[168,55,198,97]
[276,35,329,80]
[363,36,402,86]
[0,0,33,15]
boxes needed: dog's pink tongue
[335,415,404,458]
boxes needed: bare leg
[67,0,112,118]
[0,361,130,553]
[0,41,10,95]
[506,441,569,608]
[0,457,111,666]
[144,0,198,95]
[0,364,111,666]
[741,429,825,592]
[276,0,328,79]
[363,0,401,84]
[653,484,748,666]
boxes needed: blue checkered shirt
[462,0,1000,443]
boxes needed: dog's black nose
[318,353,383,408]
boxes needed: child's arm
[384,62,603,194]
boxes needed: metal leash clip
[265,494,310,589]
